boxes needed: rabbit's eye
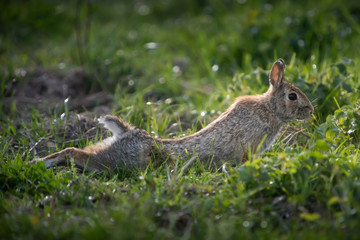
[288,93,297,101]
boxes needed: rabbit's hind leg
[30,147,102,172]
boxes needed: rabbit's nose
[308,105,314,116]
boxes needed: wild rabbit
[30,59,314,172]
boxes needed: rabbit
[30,59,314,172]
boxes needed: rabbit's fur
[30,59,314,172]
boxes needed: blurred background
[0,0,359,122]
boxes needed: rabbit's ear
[269,59,285,88]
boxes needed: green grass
[1,0,360,239]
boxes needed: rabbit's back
[159,94,284,166]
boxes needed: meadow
[1,0,360,239]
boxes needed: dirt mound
[2,68,114,159]
[3,67,113,115]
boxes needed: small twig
[176,156,197,181]
[84,126,98,134]
[22,136,45,158]
[287,125,311,139]
[222,164,230,178]
[25,177,38,189]
[182,156,198,173]
[123,109,133,121]
[284,133,296,146]
[63,138,86,144]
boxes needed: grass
[1,0,360,239]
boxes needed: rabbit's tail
[98,115,132,138]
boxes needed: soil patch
[2,68,114,158]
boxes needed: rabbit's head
[268,59,314,122]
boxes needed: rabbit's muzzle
[297,106,314,120]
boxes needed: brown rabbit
[30,59,314,172]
